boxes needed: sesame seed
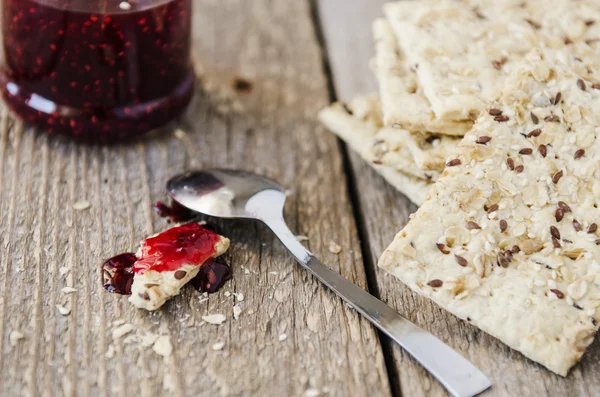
[519,148,533,155]
[476,136,492,144]
[506,157,515,170]
[454,255,468,267]
[574,149,585,159]
[466,221,481,230]
[552,170,563,184]
[550,226,561,239]
[550,289,565,299]
[577,79,587,91]
[427,279,443,288]
[446,159,461,167]
[500,219,507,232]
[538,144,547,157]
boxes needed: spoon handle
[264,217,491,397]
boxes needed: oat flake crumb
[73,200,91,211]
[212,342,225,351]
[112,323,135,339]
[304,388,320,397]
[235,293,244,302]
[202,314,226,325]
[328,241,342,254]
[153,335,173,357]
[61,287,77,294]
[56,305,70,316]
[9,330,25,346]
[278,333,288,342]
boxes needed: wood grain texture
[0,1,393,396]
[317,1,600,396]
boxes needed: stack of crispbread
[318,0,600,205]
[318,0,600,376]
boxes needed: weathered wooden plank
[0,1,392,396]
[317,1,600,396]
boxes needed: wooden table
[1,1,599,396]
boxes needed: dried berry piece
[436,243,450,254]
[446,159,461,167]
[189,261,232,293]
[454,255,468,267]
[427,279,443,288]
[102,253,137,295]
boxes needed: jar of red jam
[1,0,194,142]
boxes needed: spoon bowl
[167,169,285,221]
[167,169,491,397]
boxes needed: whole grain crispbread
[379,48,600,376]
[318,98,433,205]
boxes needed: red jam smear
[152,200,196,223]
[1,0,193,142]
[190,260,232,293]
[102,252,137,295]
[132,223,221,274]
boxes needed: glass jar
[1,0,194,142]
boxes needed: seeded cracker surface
[373,18,472,135]
[379,49,600,376]
[318,96,434,205]
[383,0,600,124]
[128,227,230,311]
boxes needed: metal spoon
[167,169,491,397]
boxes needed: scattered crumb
[73,200,91,211]
[235,293,244,302]
[322,386,330,394]
[305,388,320,397]
[153,335,173,357]
[233,305,242,320]
[123,334,138,345]
[328,241,342,254]
[174,129,187,140]
[232,77,253,93]
[119,1,131,10]
[278,333,288,342]
[212,342,225,351]
[9,330,25,347]
[105,344,115,359]
[112,323,135,339]
[61,287,77,294]
[296,235,309,242]
[244,268,250,275]
[202,314,226,325]
[269,271,278,275]
[59,266,70,276]
[224,291,231,297]
[56,305,70,316]
[112,319,126,326]
[139,332,159,348]
[248,309,255,315]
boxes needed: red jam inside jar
[1,0,194,142]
